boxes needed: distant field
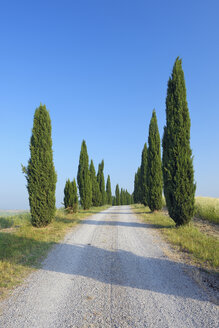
[195,197,219,224]
[0,210,29,217]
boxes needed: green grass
[195,197,219,224]
[0,205,109,299]
[132,204,219,271]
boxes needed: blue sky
[0,0,218,209]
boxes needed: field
[195,197,219,224]
[0,206,109,299]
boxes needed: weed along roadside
[0,206,110,300]
[131,204,219,273]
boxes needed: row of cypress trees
[64,140,113,211]
[134,109,163,212]
[113,185,134,206]
[134,57,195,226]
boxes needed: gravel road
[0,206,218,328]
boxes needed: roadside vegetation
[195,197,219,224]
[0,206,109,299]
[132,204,219,271]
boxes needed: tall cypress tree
[64,179,72,209]
[64,179,78,212]
[147,110,163,211]
[140,143,148,206]
[133,167,141,203]
[89,160,101,206]
[22,104,57,227]
[71,179,78,213]
[77,140,92,210]
[97,160,106,205]
[162,57,196,226]
[106,175,112,205]
[115,184,120,205]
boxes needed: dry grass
[195,197,219,224]
[0,206,109,299]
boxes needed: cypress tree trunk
[77,140,92,210]
[22,104,57,227]
[115,184,120,205]
[106,175,112,205]
[147,110,163,211]
[162,57,196,226]
[89,160,101,206]
[140,143,148,206]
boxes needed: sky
[0,0,218,209]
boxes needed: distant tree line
[112,184,134,206]
[133,57,195,226]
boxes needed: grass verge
[0,205,109,299]
[132,204,219,272]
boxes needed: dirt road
[0,206,218,327]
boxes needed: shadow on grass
[0,232,56,268]
[0,217,14,229]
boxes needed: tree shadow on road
[80,219,173,229]
[42,242,210,303]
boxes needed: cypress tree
[22,104,57,227]
[147,110,163,211]
[133,167,141,203]
[71,179,78,213]
[115,184,120,205]
[106,175,112,205]
[162,57,196,226]
[89,160,101,206]
[140,143,148,206]
[64,179,72,209]
[120,188,125,205]
[77,140,92,210]
[112,196,116,206]
[97,160,106,205]
[64,179,78,212]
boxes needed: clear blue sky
[0,0,218,209]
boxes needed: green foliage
[115,184,120,205]
[22,104,57,227]
[106,175,112,205]
[89,160,101,206]
[133,167,141,203]
[64,179,72,209]
[77,140,92,210]
[140,143,148,206]
[97,160,106,205]
[147,110,163,211]
[112,196,116,206]
[162,57,196,226]
[71,179,78,213]
[120,189,132,205]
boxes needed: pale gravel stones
[0,206,218,327]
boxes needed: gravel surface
[0,206,218,328]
